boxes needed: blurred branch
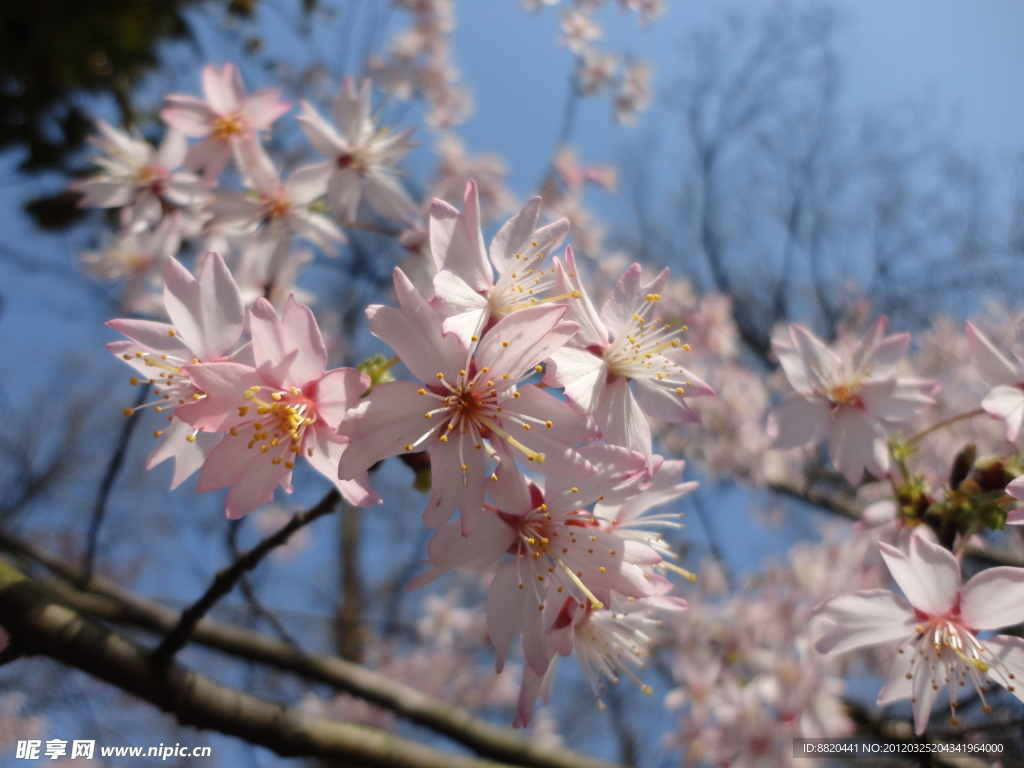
[81,382,150,585]
[152,488,340,666]
[0,531,621,768]
[768,481,1024,568]
[0,557,525,768]
[335,502,364,662]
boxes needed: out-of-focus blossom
[215,142,345,254]
[162,63,291,181]
[767,318,938,484]
[432,134,514,222]
[966,320,1024,442]
[297,78,418,225]
[560,10,601,54]
[576,49,618,95]
[614,60,652,126]
[72,121,205,227]
[813,536,1024,735]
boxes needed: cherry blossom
[339,267,597,533]
[162,62,291,182]
[297,78,418,225]
[813,536,1024,734]
[176,295,379,518]
[430,180,571,343]
[544,251,713,459]
[966,320,1024,442]
[767,318,939,484]
[107,251,246,488]
[72,120,205,227]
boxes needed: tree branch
[152,489,340,666]
[0,557,518,768]
[0,532,622,768]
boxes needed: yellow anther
[285,461,295,469]
[122,408,134,417]
[185,434,197,443]
[545,421,553,428]
[502,373,510,379]
[168,329,177,336]
[271,457,282,465]
[260,445,269,453]
[436,372,445,379]
[460,370,467,376]
[424,413,432,419]
[676,387,684,395]
[129,377,140,385]
[404,443,413,451]
[534,365,542,372]
[154,406,163,412]
[153,430,164,438]
[307,447,313,456]
[250,385,261,392]
[502,341,509,347]
[570,290,581,298]
[523,424,531,430]
[471,335,478,341]
[513,392,520,398]
[418,388,426,395]
[682,344,691,351]
[439,435,448,442]
[271,392,283,401]
[460,464,468,471]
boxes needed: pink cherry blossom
[214,141,345,255]
[297,78,418,225]
[813,536,1024,734]
[107,251,246,488]
[161,63,291,182]
[176,295,379,518]
[966,320,1024,442]
[544,250,714,459]
[430,180,571,343]
[767,318,939,484]
[72,120,205,227]
[339,267,597,533]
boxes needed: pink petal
[860,378,937,422]
[488,197,541,273]
[363,174,418,223]
[244,89,291,129]
[202,63,242,115]
[196,432,290,518]
[789,324,843,394]
[475,305,575,388]
[328,166,362,223]
[163,252,244,362]
[406,511,516,591]
[966,321,1021,387]
[250,296,327,390]
[599,264,667,338]
[812,589,915,654]
[107,318,193,359]
[1009,474,1024,501]
[543,346,606,416]
[429,181,491,292]
[555,247,609,348]
[876,664,914,705]
[982,635,1024,704]
[487,561,530,672]
[767,393,830,450]
[982,386,1024,442]
[297,101,348,158]
[960,566,1024,630]
[368,268,465,384]
[879,538,960,617]
[305,426,380,507]
[337,380,441,477]
[424,430,487,533]
[827,407,889,484]
[595,377,651,459]
[145,417,220,489]
[633,377,703,425]
[176,362,264,431]
[161,96,214,136]
[432,269,490,345]
[910,654,946,735]
[314,367,369,430]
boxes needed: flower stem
[907,408,985,446]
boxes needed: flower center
[604,294,694,395]
[211,113,248,141]
[235,385,317,467]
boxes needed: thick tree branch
[0,557,515,768]
[152,489,340,666]
[0,532,622,768]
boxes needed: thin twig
[151,489,340,666]
[907,407,985,446]
[81,383,150,585]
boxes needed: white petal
[982,386,1024,442]
[966,321,1021,387]
[812,590,915,654]
[767,394,830,450]
[960,566,1024,629]
[880,538,960,617]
